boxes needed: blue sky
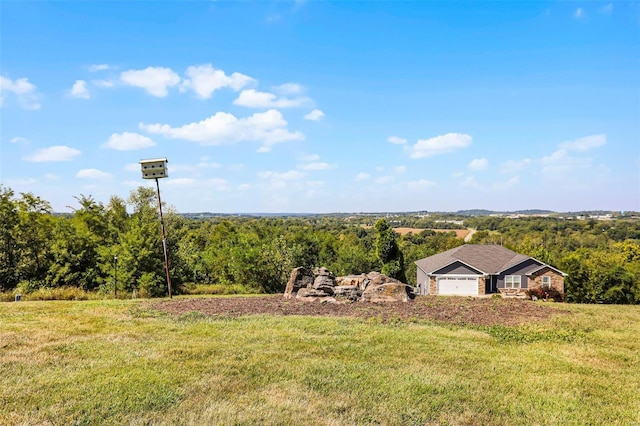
[1,1,638,213]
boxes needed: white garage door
[437,276,478,296]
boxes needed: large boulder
[366,271,401,287]
[296,287,337,303]
[333,285,361,302]
[361,283,413,303]
[283,267,314,299]
[284,267,413,303]
[335,274,368,291]
[313,267,335,278]
[312,275,336,293]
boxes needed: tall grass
[0,283,259,302]
[0,299,638,425]
[0,286,104,302]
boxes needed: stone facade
[528,268,565,294]
[429,276,437,295]
[477,277,486,296]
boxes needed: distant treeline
[1,185,638,303]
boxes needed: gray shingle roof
[414,244,531,275]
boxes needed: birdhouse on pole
[139,158,168,179]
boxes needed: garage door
[437,276,478,296]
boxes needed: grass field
[1,297,639,425]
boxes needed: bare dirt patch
[152,295,568,326]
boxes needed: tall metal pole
[113,255,118,298]
[155,178,172,298]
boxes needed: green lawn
[0,298,638,425]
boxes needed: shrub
[526,287,564,302]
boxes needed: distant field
[394,227,470,239]
[360,225,470,239]
[1,297,638,425]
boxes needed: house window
[505,275,521,289]
[542,276,551,289]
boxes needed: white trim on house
[525,263,569,277]
[430,259,487,275]
[436,275,479,296]
[505,275,521,289]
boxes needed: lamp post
[113,255,118,298]
[139,158,172,298]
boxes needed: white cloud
[88,64,111,72]
[298,162,334,171]
[375,166,384,172]
[468,158,488,171]
[205,178,232,191]
[92,79,115,88]
[257,170,306,191]
[69,80,90,99]
[166,178,197,187]
[0,75,41,109]
[541,149,592,178]
[238,183,252,191]
[24,146,81,162]
[258,170,305,181]
[6,178,37,186]
[559,134,606,152]
[76,168,112,180]
[121,180,146,188]
[102,132,155,151]
[574,7,586,18]
[196,161,221,169]
[140,109,305,152]
[388,136,407,145]
[375,176,394,184]
[120,67,181,97]
[406,179,436,190]
[538,134,606,180]
[300,153,320,162]
[394,166,407,173]
[10,137,29,144]
[408,133,472,159]
[493,176,520,190]
[233,89,311,108]
[355,172,370,182]
[304,109,325,121]
[460,176,480,188]
[274,83,304,95]
[181,64,254,99]
[599,3,613,14]
[500,158,530,174]
[124,163,140,172]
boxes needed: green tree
[47,196,108,290]
[0,186,19,290]
[15,192,54,288]
[374,218,406,282]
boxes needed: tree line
[1,185,638,303]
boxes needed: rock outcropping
[283,267,414,303]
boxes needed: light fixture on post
[113,254,118,298]
[139,157,172,298]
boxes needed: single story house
[414,244,566,297]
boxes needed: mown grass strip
[0,300,638,425]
